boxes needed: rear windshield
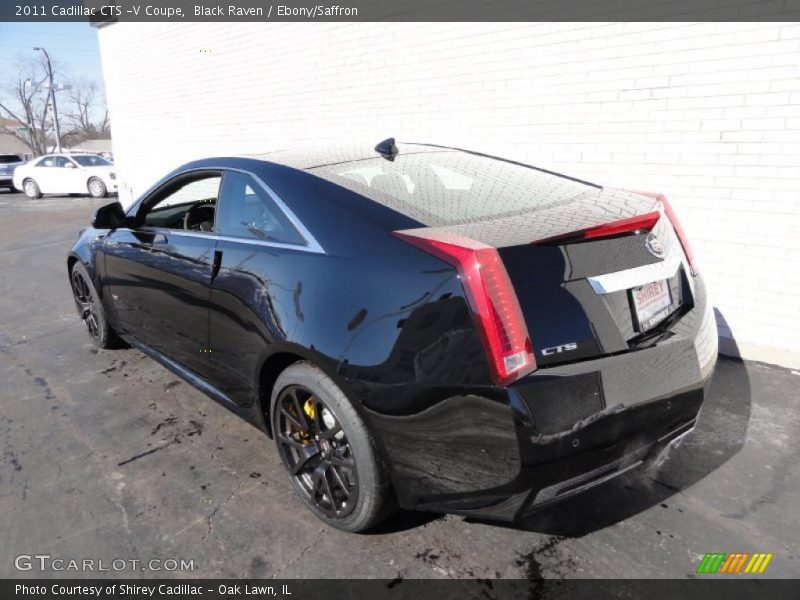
[0,155,23,164]
[310,150,597,226]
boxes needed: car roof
[243,142,453,171]
[34,153,107,160]
[40,153,101,157]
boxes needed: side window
[37,157,56,168]
[55,156,74,168]
[141,174,222,231]
[216,171,306,246]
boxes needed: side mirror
[92,201,128,230]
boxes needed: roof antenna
[374,137,399,161]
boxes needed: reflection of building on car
[12,153,117,199]
[0,153,27,191]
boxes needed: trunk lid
[400,188,695,368]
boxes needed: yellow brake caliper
[303,396,316,420]
[299,396,315,444]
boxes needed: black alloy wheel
[71,268,101,339]
[275,384,359,518]
[69,262,123,349]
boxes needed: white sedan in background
[13,153,117,199]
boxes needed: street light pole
[33,47,62,153]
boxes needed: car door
[31,156,57,191]
[102,170,222,377]
[207,169,322,407]
[55,156,83,193]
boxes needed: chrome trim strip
[141,228,213,240]
[215,234,320,252]
[587,251,682,294]
[127,227,325,255]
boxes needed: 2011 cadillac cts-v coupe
[68,140,718,532]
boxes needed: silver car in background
[0,154,27,191]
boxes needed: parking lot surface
[0,190,798,580]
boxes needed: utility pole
[34,47,62,153]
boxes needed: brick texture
[97,22,800,367]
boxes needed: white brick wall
[97,21,800,368]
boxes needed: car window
[72,155,111,167]
[216,171,305,245]
[37,157,56,168]
[0,155,23,164]
[141,175,222,231]
[55,156,75,168]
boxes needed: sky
[0,22,105,85]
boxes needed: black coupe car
[68,140,718,532]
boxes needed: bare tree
[61,77,111,147]
[0,55,109,156]
[0,55,53,155]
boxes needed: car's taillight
[636,192,698,276]
[393,231,535,386]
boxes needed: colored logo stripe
[745,553,773,574]
[697,553,773,574]
[719,553,737,573]
[697,553,726,573]
[720,553,749,573]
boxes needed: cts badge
[541,342,578,356]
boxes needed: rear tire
[88,177,107,198]
[270,362,395,532]
[69,262,123,349]
[23,178,41,199]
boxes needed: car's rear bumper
[0,177,13,186]
[423,387,705,521]
[381,278,718,521]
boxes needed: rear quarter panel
[257,166,521,505]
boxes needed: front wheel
[88,177,107,198]
[69,262,123,349]
[271,362,395,532]
[23,178,41,199]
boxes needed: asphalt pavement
[0,189,798,580]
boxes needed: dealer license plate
[631,280,673,331]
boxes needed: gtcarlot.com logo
[14,554,196,572]
[696,552,773,574]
